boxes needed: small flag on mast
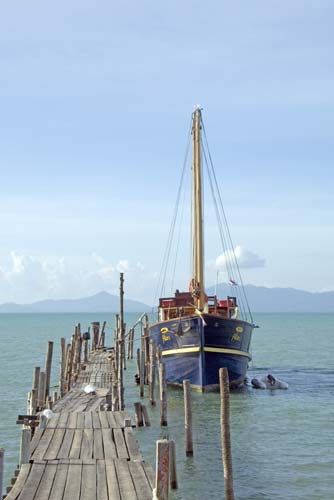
[229,278,238,286]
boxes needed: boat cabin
[158,290,238,321]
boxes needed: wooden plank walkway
[5,351,154,500]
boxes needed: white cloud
[0,252,156,305]
[216,246,265,270]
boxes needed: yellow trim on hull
[203,347,251,359]
[161,347,201,356]
[160,346,251,359]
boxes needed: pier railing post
[60,337,66,397]
[45,341,54,399]
[169,439,178,490]
[155,439,170,500]
[183,379,193,456]
[149,339,156,406]
[19,428,31,466]
[219,367,235,500]
[0,448,4,500]
[159,362,168,426]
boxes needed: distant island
[0,285,333,313]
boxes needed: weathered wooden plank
[101,429,117,460]
[80,464,96,500]
[124,428,143,461]
[69,430,83,459]
[57,429,75,459]
[81,429,93,459]
[66,412,78,429]
[96,461,108,500]
[63,463,81,500]
[98,411,109,429]
[32,429,55,460]
[128,461,152,500]
[30,429,44,455]
[105,461,121,500]
[17,463,46,500]
[105,411,117,429]
[34,463,57,500]
[114,459,137,500]
[76,413,85,429]
[5,463,31,500]
[113,429,129,460]
[113,412,126,428]
[58,412,69,428]
[142,462,155,490]
[92,412,101,429]
[47,413,60,429]
[44,429,65,460]
[49,462,68,500]
[93,429,104,460]
[84,412,93,429]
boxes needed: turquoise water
[0,313,333,499]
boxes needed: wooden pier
[5,348,154,500]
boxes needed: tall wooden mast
[192,107,205,310]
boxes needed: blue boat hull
[150,313,253,390]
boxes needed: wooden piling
[60,337,66,396]
[141,404,151,426]
[159,362,167,426]
[134,402,144,427]
[0,448,4,500]
[140,348,145,397]
[91,322,100,351]
[32,366,40,393]
[220,367,235,500]
[112,381,119,411]
[45,341,54,399]
[136,348,140,375]
[183,379,193,456]
[30,388,37,415]
[155,440,170,500]
[19,428,31,466]
[38,371,46,409]
[169,440,178,489]
[149,339,156,406]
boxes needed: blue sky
[0,1,333,304]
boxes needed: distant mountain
[0,291,150,313]
[206,284,334,313]
[1,286,333,313]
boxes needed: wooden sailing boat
[149,108,254,390]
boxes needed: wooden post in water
[112,381,119,412]
[155,440,170,500]
[219,367,235,500]
[30,388,37,415]
[60,337,66,397]
[19,428,31,466]
[141,404,151,426]
[149,339,156,406]
[45,341,53,399]
[169,439,178,489]
[64,344,71,393]
[159,362,168,426]
[0,448,4,500]
[183,379,193,456]
[38,371,46,410]
[91,322,100,351]
[140,348,145,398]
[134,402,144,427]
[32,366,40,394]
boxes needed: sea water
[0,313,333,500]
